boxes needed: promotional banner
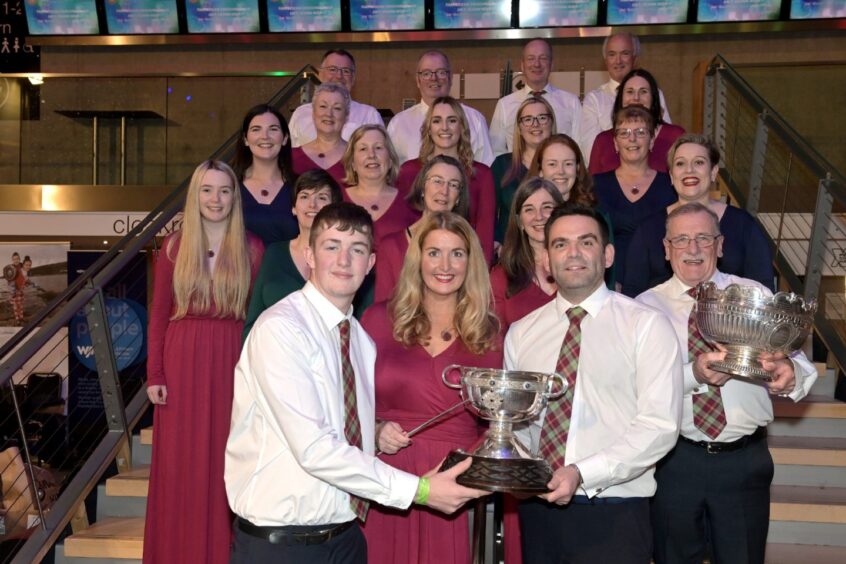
[185,0,260,33]
[434,0,512,29]
[698,0,781,22]
[607,0,689,25]
[266,0,342,32]
[519,0,599,27]
[0,242,68,330]
[350,0,425,31]
[104,0,180,34]
[23,0,100,35]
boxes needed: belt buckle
[268,531,287,545]
[705,442,720,454]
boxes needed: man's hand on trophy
[760,352,796,396]
[540,464,581,505]
[376,421,411,454]
[693,349,733,386]
[423,457,488,514]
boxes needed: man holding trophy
[636,202,817,564]
[504,203,683,563]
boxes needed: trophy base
[440,450,553,494]
[709,359,772,382]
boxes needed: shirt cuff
[683,362,706,395]
[570,453,608,498]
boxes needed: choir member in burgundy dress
[144,160,264,564]
[362,211,501,564]
[291,82,349,186]
[374,155,469,303]
[395,96,495,263]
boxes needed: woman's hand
[376,421,411,454]
[147,385,168,405]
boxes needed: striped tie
[687,288,727,440]
[339,319,369,521]
[538,306,587,470]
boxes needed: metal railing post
[6,380,47,530]
[703,73,715,141]
[714,71,728,169]
[805,176,834,302]
[746,110,769,215]
[83,283,132,473]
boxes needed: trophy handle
[442,364,464,389]
[545,372,568,399]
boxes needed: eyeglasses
[320,66,354,77]
[417,69,450,80]
[426,175,461,191]
[519,113,553,127]
[614,127,651,140]
[665,234,722,249]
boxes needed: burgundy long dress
[143,232,264,564]
[361,303,503,564]
[341,187,417,251]
[291,146,347,187]
[373,230,409,304]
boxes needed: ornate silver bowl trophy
[439,365,566,493]
[694,282,817,381]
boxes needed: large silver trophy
[439,365,567,493]
[694,282,816,381]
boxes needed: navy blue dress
[622,205,775,297]
[239,182,299,246]
[593,171,677,286]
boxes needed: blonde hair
[418,97,475,176]
[389,212,499,354]
[342,124,400,186]
[168,160,252,320]
[504,96,556,186]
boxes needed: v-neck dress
[240,182,298,246]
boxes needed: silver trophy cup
[694,282,817,381]
[440,365,567,493]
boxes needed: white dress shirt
[505,284,682,499]
[225,282,419,526]
[635,271,817,443]
[387,101,495,166]
[489,84,582,156]
[579,79,672,163]
[289,99,384,148]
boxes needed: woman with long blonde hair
[395,96,496,264]
[361,211,501,563]
[144,160,264,564]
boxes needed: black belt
[679,426,767,454]
[236,517,355,546]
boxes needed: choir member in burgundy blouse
[588,69,684,175]
[375,155,469,303]
[361,211,501,564]
[145,160,264,564]
[230,104,298,246]
[290,82,349,186]
[493,96,556,243]
[341,124,417,250]
[395,96,495,263]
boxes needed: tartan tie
[687,288,727,440]
[339,319,369,521]
[538,306,587,470]
[530,90,548,97]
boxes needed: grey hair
[602,33,641,58]
[665,202,721,237]
[313,82,351,115]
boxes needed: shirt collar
[521,83,552,96]
[669,270,724,298]
[302,281,353,331]
[554,283,610,320]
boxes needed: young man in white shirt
[289,49,383,147]
[489,39,581,156]
[506,203,682,563]
[387,50,494,166]
[636,202,816,564]
[225,202,485,563]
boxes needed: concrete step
[768,521,846,548]
[773,395,846,419]
[770,485,846,524]
[809,363,837,398]
[105,466,149,498]
[96,483,147,519]
[130,434,151,467]
[62,517,144,559]
[765,542,846,563]
[770,396,846,439]
[769,436,846,466]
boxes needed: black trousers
[230,520,367,564]
[519,496,652,564]
[651,437,774,564]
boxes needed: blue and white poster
[266,0,342,32]
[790,0,846,19]
[434,0,512,29]
[607,0,689,25]
[23,0,100,35]
[519,0,598,27]
[104,0,180,34]
[350,0,425,31]
[698,0,781,22]
[186,0,260,33]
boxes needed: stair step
[131,434,151,466]
[765,543,846,563]
[770,485,846,524]
[96,483,148,519]
[768,521,846,547]
[54,542,141,564]
[773,396,846,419]
[105,466,150,497]
[769,436,846,466]
[63,517,144,559]
[140,427,152,445]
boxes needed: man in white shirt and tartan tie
[636,202,817,564]
[505,202,682,563]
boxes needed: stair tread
[773,396,846,419]
[140,427,152,445]
[63,517,144,559]
[105,466,150,497]
[766,543,846,563]
[771,485,846,505]
[769,436,846,450]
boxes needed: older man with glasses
[289,49,383,147]
[387,50,494,166]
[636,202,816,564]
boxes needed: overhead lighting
[28,74,44,86]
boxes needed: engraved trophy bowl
[439,365,567,494]
[694,282,817,381]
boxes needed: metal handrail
[1,65,319,563]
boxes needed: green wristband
[414,477,430,505]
